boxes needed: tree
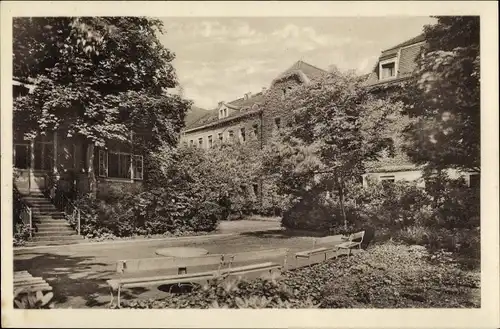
[13,17,190,189]
[397,16,480,172]
[263,70,399,229]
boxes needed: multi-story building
[181,34,479,198]
[180,60,326,149]
[362,34,479,188]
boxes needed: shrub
[320,243,480,308]
[14,290,54,309]
[14,223,32,246]
[122,274,320,309]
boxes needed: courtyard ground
[14,219,334,308]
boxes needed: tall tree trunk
[339,174,347,231]
[86,143,97,198]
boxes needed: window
[381,62,396,79]
[228,130,234,140]
[218,132,223,142]
[380,175,395,183]
[108,152,131,179]
[189,140,194,147]
[34,141,53,171]
[281,89,286,100]
[252,183,259,197]
[223,108,227,118]
[133,155,143,180]
[274,117,282,130]
[469,173,480,188]
[208,135,213,148]
[13,144,30,169]
[252,124,259,139]
[198,137,203,148]
[98,149,144,180]
[240,127,246,142]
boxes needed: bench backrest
[116,248,289,274]
[116,254,226,274]
[349,231,365,243]
[314,235,342,246]
[226,248,288,266]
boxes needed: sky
[158,17,436,109]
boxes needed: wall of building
[261,77,303,145]
[181,113,262,149]
[362,169,478,188]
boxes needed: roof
[272,60,326,85]
[183,60,325,132]
[381,34,425,53]
[184,92,265,131]
[184,106,210,127]
[364,34,426,88]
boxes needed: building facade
[362,34,479,188]
[181,60,326,149]
[13,80,144,198]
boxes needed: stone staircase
[22,192,83,246]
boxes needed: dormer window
[219,105,229,119]
[379,58,397,80]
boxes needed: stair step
[24,240,85,247]
[36,225,74,231]
[33,212,65,217]
[23,199,52,203]
[34,219,68,224]
[35,221,69,229]
[35,228,77,237]
[30,207,58,211]
[31,235,83,242]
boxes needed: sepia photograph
[1,1,499,328]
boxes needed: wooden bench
[14,271,52,296]
[337,230,365,257]
[107,248,289,307]
[295,236,341,267]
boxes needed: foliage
[14,223,32,247]
[396,16,480,172]
[14,290,54,309]
[121,274,320,309]
[13,17,190,179]
[320,243,479,308]
[422,170,480,229]
[263,69,402,228]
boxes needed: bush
[14,223,32,246]
[320,243,479,308]
[122,274,320,309]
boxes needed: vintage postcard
[1,1,498,328]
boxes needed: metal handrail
[51,187,83,236]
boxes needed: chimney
[262,87,267,94]
[244,92,252,100]
[218,101,224,107]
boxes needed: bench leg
[117,285,121,309]
[108,286,115,308]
